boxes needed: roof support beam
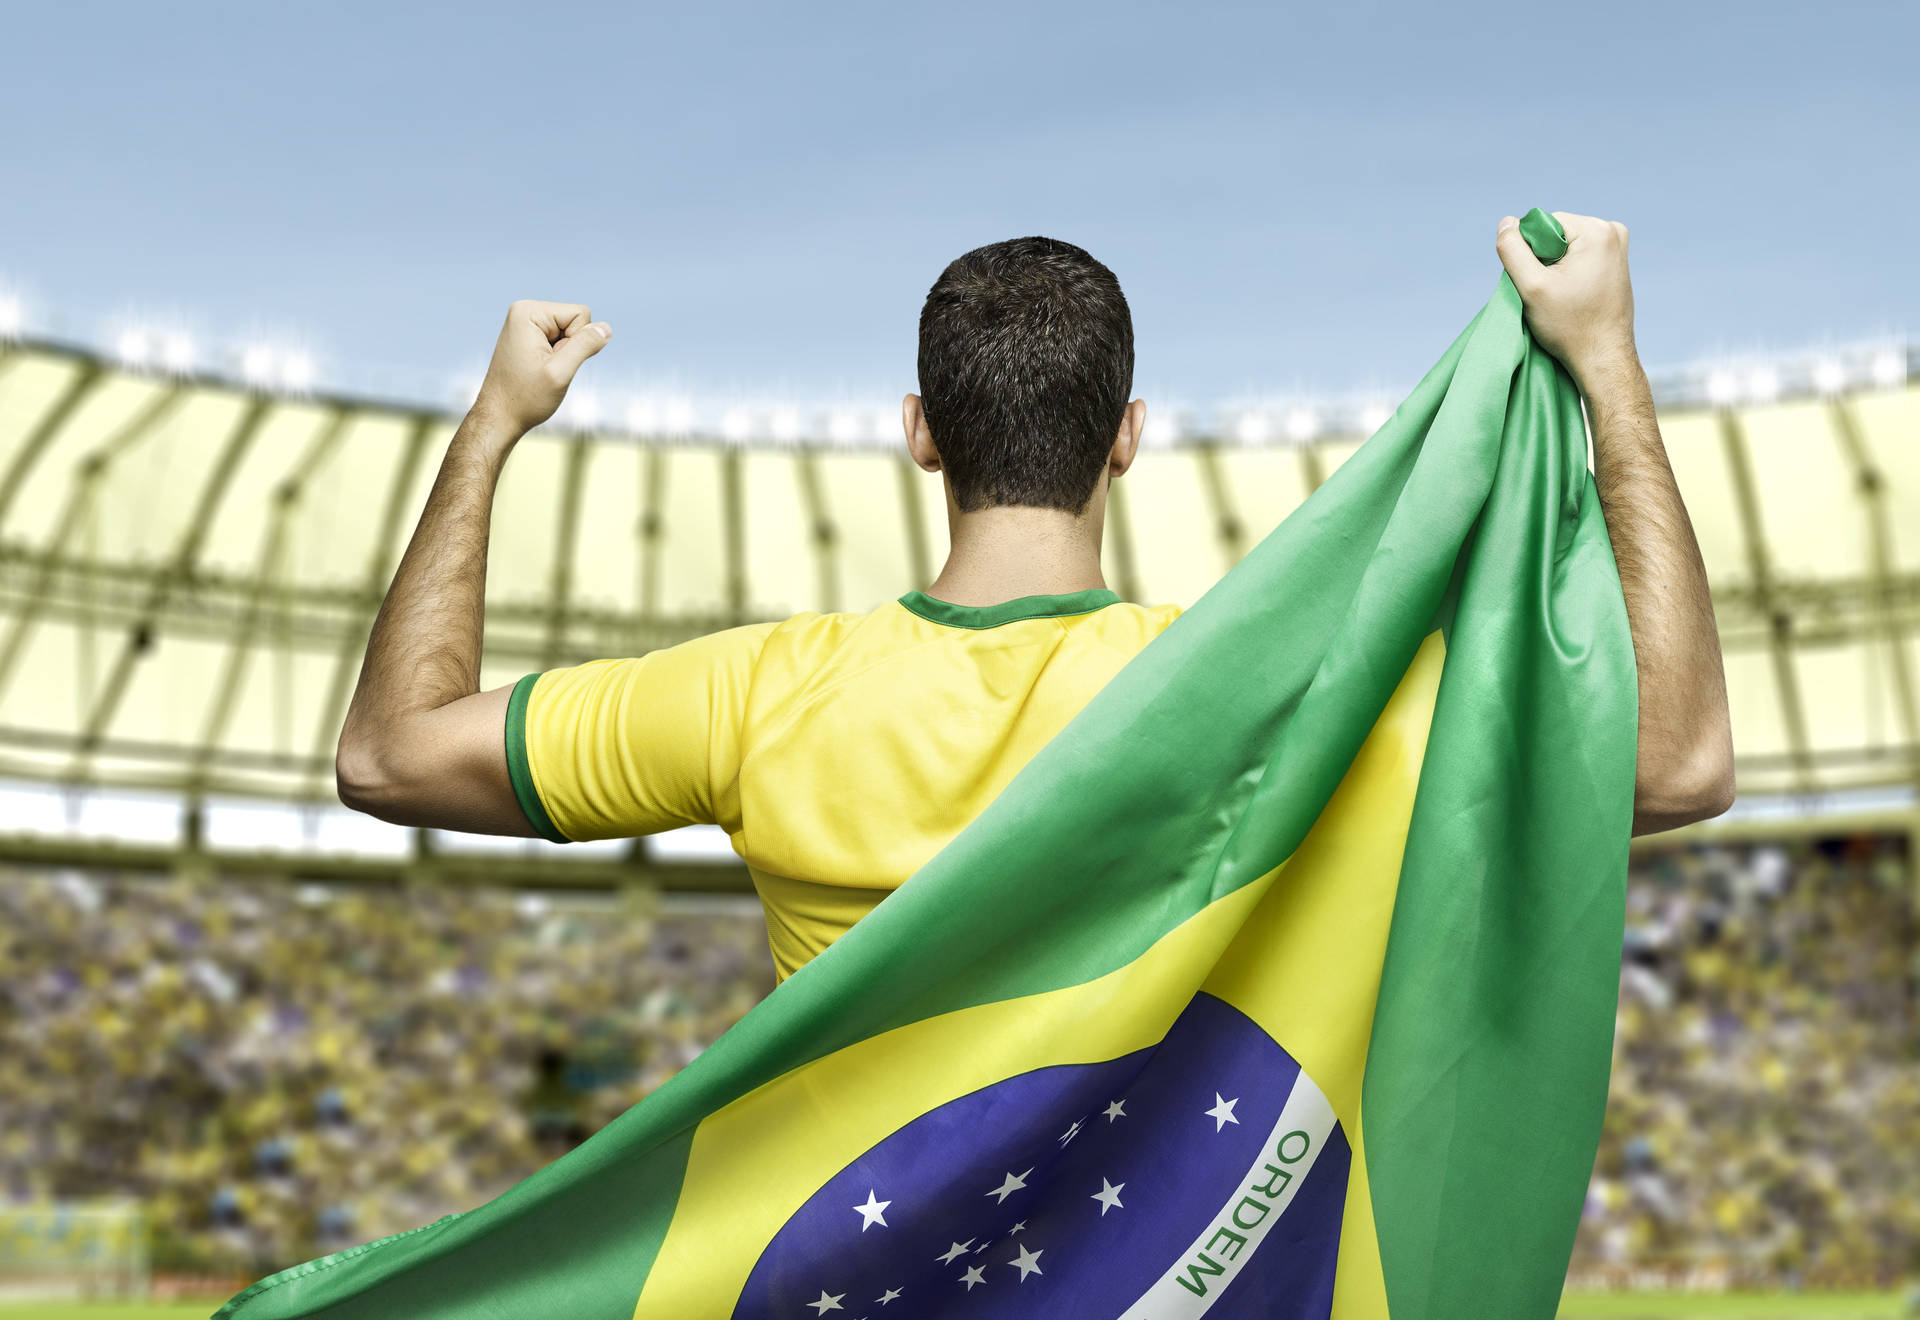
[0,386,187,704]
[795,451,841,614]
[0,546,729,663]
[1827,396,1920,785]
[0,471,104,701]
[74,491,101,729]
[17,547,1918,656]
[1717,408,1816,791]
[0,360,103,533]
[188,409,356,793]
[721,449,747,625]
[71,393,274,776]
[637,447,666,619]
[1298,443,1327,496]
[1193,442,1248,570]
[895,454,932,589]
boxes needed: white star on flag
[1104,1099,1126,1122]
[1205,1092,1241,1131]
[806,1288,845,1313]
[1008,1220,1027,1235]
[875,1287,902,1304]
[1008,1244,1044,1281]
[1057,1117,1083,1146]
[1092,1177,1125,1215]
[986,1168,1031,1203]
[936,1240,974,1264]
[852,1190,890,1231]
[959,1265,987,1290]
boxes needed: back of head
[917,236,1134,515]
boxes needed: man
[335,217,1735,983]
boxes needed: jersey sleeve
[504,620,781,842]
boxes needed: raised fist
[472,300,611,436]
[1496,212,1637,388]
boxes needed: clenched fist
[1496,212,1637,389]
[471,300,611,438]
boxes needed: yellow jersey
[506,586,1184,981]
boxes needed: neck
[922,484,1111,606]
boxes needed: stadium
[0,322,1914,1317]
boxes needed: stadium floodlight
[280,352,316,392]
[1745,368,1780,403]
[663,398,695,433]
[1812,360,1847,395]
[0,295,22,337]
[1869,349,1905,389]
[721,407,753,442]
[770,408,801,443]
[871,410,897,444]
[1235,411,1271,446]
[1359,403,1392,433]
[1147,411,1181,447]
[1285,408,1318,442]
[624,399,657,434]
[161,333,195,373]
[828,410,861,444]
[241,345,277,387]
[1705,371,1740,406]
[115,329,153,368]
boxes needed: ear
[1109,398,1146,479]
[903,393,942,473]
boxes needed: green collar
[897,586,1122,630]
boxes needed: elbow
[335,734,405,822]
[1675,763,1736,824]
[1632,750,1736,836]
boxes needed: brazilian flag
[217,210,1635,1320]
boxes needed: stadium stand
[1574,834,1918,1290]
[2,838,1912,1284]
[1,867,772,1277]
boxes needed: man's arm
[1497,213,1736,836]
[334,300,610,833]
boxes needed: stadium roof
[0,334,1915,829]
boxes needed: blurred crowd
[1572,832,1919,1287]
[2,831,1916,1287]
[0,867,773,1275]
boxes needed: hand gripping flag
[216,209,1636,1320]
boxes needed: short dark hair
[916,236,1134,514]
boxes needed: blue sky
[3,0,1914,413]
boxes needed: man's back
[507,587,1182,980]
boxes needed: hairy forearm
[331,300,606,830]
[338,411,515,784]
[1579,354,1736,831]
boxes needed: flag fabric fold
[216,207,1636,1320]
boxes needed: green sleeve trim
[897,586,1123,630]
[505,673,571,844]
